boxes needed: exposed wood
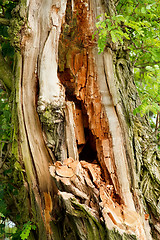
[65,101,79,161]
[1,0,159,239]
[56,0,153,239]
[74,108,86,145]
[20,0,68,192]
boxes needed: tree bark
[1,0,160,239]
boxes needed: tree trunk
[1,0,160,239]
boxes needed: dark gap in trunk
[79,128,97,163]
[78,101,98,163]
[57,0,123,212]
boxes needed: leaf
[146,66,154,71]
[20,221,36,240]
[146,4,152,10]
[115,15,125,22]
[141,7,146,14]
[110,31,118,43]
[31,225,36,230]
[96,14,101,19]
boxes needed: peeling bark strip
[20,0,69,189]
[21,1,63,193]
[18,0,68,231]
[16,0,159,239]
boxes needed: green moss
[107,229,137,240]
[50,221,64,240]
[11,101,19,158]
[8,18,23,50]
[51,196,138,240]
[30,192,47,240]
[7,2,26,50]
[38,104,65,161]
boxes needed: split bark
[1,0,160,239]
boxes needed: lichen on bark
[37,103,66,162]
[107,47,160,238]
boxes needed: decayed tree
[0,0,160,239]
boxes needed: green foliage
[94,13,131,53]
[11,221,36,240]
[0,219,17,239]
[0,89,11,143]
[95,1,160,56]
[0,170,35,239]
[133,65,160,116]
[0,185,7,217]
[95,0,160,142]
[0,218,36,240]
[0,0,20,62]
[0,1,18,19]
[0,183,16,239]
[20,221,36,240]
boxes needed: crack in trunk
[14,0,158,239]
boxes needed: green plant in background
[0,183,17,239]
[20,221,36,240]
[0,0,16,58]
[133,65,160,117]
[11,221,36,240]
[0,213,36,240]
[0,89,11,176]
[0,89,11,142]
[0,1,32,239]
[0,178,36,239]
[95,0,160,144]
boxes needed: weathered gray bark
[1,0,160,240]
